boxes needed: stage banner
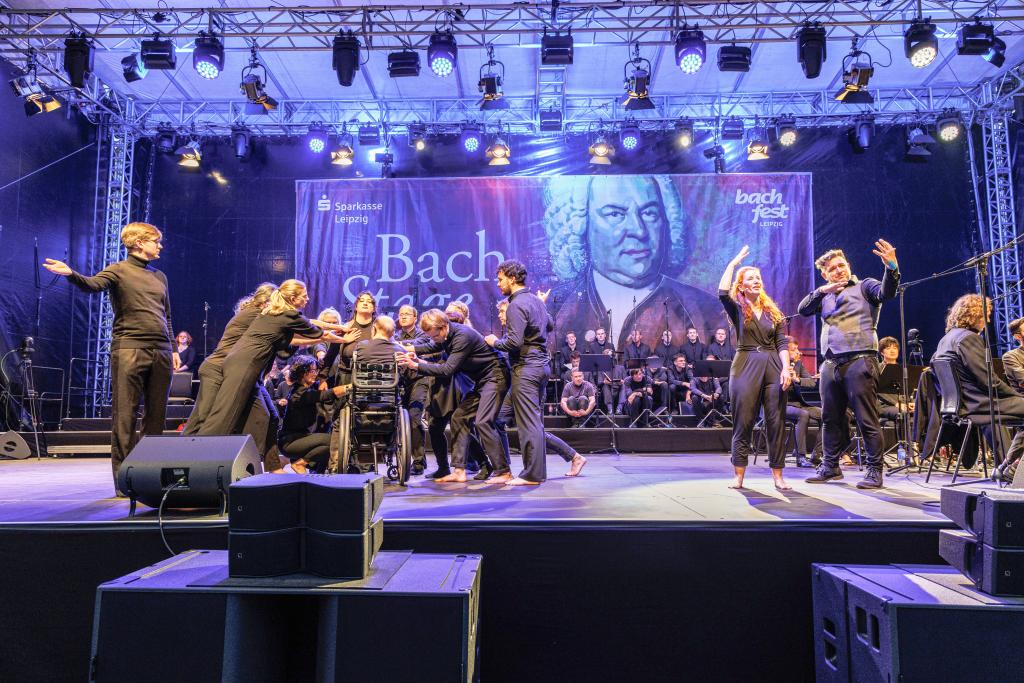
[296,174,814,351]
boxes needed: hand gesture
[484,334,498,346]
[818,281,846,296]
[322,332,345,344]
[730,245,750,266]
[872,239,897,269]
[780,365,793,391]
[340,329,361,344]
[42,258,72,276]
[536,288,551,304]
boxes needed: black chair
[167,371,194,405]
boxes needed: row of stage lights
[159,110,964,171]
[6,19,1010,119]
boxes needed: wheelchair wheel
[329,405,352,474]
[394,406,412,485]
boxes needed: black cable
[158,478,186,557]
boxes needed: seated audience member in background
[586,327,614,356]
[680,327,706,367]
[785,337,823,468]
[654,330,678,367]
[175,331,196,373]
[666,354,692,414]
[619,367,653,426]
[707,327,735,361]
[558,330,579,372]
[278,356,347,474]
[596,347,625,413]
[560,368,597,427]
[1002,317,1024,393]
[623,328,652,363]
[688,355,725,425]
[561,351,595,385]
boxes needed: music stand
[692,360,732,428]
[578,354,619,450]
[881,363,925,472]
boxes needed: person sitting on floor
[278,356,348,474]
[561,368,597,427]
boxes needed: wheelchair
[328,351,413,484]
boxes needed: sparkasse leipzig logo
[317,193,331,211]
[734,188,790,227]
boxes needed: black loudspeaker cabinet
[228,472,383,533]
[939,529,1024,596]
[812,563,1024,683]
[940,486,1024,548]
[303,474,384,533]
[228,527,303,578]
[305,517,384,578]
[91,549,481,683]
[228,519,384,579]
[228,474,304,531]
[118,435,261,514]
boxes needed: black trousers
[449,368,510,471]
[623,393,653,425]
[509,361,548,482]
[280,432,331,472]
[599,381,618,413]
[562,396,594,426]
[402,377,429,468]
[110,347,172,488]
[729,351,786,469]
[499,393,576,463]
[198,353,266,436]
[786,404,822,457]
[820,356,885,469]
[692,395,724,422]
[182,359,220,436]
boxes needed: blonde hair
[445,300,471,328]
[120,222,161,249]
[420,309,450,332]
[374,315,396,338]
[264,279,307,316]
[237,282,276,312]
[729,266,784,325]
[815,249,847,274]
[945,294,990,333]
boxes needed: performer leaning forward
[718,246,793,491]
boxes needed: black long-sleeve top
[618,374,652,408]
[491,288,551,366]
[679,339,706,366]
[623,342,652,363]
[228,310,323,375]
[176,344,196,372]
[413,322,508,383]
[932,327,1020,415]
[66,254,173,351]
[666,365,691,391]
[206,308,259,367]
[719,290,786,366]
[690,376,721,400]
[1003,347,1024,394]
[707,340,735,361]
[279,384,333,438]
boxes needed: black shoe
[805,464,843,483]
[411,463,425,476]
[465,462,480,474]
[856,467,884,489]
[473,464,493,481]
[795,455,814,468]
[426,469,451,480]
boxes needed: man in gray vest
[798,240,900,489]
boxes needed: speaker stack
[938,487,1024,596]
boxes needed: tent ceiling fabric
[1,1,1023,132]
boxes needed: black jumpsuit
[719,291,787,469]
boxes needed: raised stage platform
[0,452,982,682]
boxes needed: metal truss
[85,109,137,416]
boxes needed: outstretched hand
[730,245,750,266]
[43,258,72,276]
[536,288,551,304]
[872,239,897,269]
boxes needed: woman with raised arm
[718,246,793,491]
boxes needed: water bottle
[897,444,907,464]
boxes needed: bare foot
[436,469,467,483]
[290,460,308,475]
[507,477,541,486]
[774,478,792,491]
[485,473,513,484]
[728,475,745,489]
[566,454,588,477]
[269,468,286,474]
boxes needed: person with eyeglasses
[43,222,180,497]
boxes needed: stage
[0,451,976,682]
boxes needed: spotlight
[141,34,176,70]
[478,48,509,110]
[193,32,224,79]
[486,137,511,166]
[428,31,458,77]
[721,118,744,141]
[776,116,797,147]
[10,70,61,117]
[155,126,176,154]
[835,47,874,103]
[541,31,574,65]
[747,138,769,161]
[121,53,147,83]
[589,134,614,165]
[848,115,875,151]
[387,50,420,78]
[703,145,726,174]
[408,124,427,151]
[718,45,751,72]
[461,125,482,153]
[674,119,694,148]
[675,26,706,74]
[175,139,202,167]
[539,110,563,133]
[306,124,329,154]
[796,23,827,79]
[936,111,962,142]
[332,30,360,87]
[905,18,938,68]
[907,125,936,146]
[621,47,656,111]
[331,133,355,166]
[958,22,996,55]
[240,47,278,115]
[231,126,252,159]
[984,36,1007,68]
[619,123,641,151]
[63,35,94,88]
[358,125,381,146]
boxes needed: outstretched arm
[718,245,749,293]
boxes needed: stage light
[358,125,381,146]
[428,31,457,77]
[140,35,176,70]
[589,134,614,165]
[620,124,641,151]
[306,124,329,154]
[904,19,938,68]
[175,139,202,167]
[240,46,278,115]
[539,110,563,133]
[10,69,61,117]
[231,126,252,159]
[331,133,355,166]
[674,119,694,148]
[958,22,996,55]
[747,138,769,161]
[984,36,1007,68]
[408,124,427,151]
[121,54,147,83]
[907,125,935,146]
[777,116,798,147]
[387,50,420,78]
[848,114,875,151]
[461,125,482,153]
[478,47,509,110]
[541,31,573,65]
[721,118,744,140]
[796,23,827,79]
[332,30,360,87]
[486,137,511,166]
[155,126,176,154]
[63,35,94,88]
[621,46,656,111]
[718,45,751,72]
[704,145,725,174]
[835,47,874,103]
[193,32,224,79]
[675,26,706,74]
[936,111,962,142]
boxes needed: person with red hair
[718,246,793,491]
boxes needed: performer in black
[718,246,793,490]
[396,304,429,474]
[278,356,347,474]
[401,309,510,483]
[44,222,180,495]
[485,260,552,486]
[800,240,899,489]
[586,327,613,355]
[707,327,735,361]
[618,367,653,425]
[175,331,196,373]
[666,354,692,414]
[654,330,678,367]
[679,327,706,367]
[688,355,725,424]
[622,329,652,363]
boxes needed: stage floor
[0,453,981,525]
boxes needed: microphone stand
[202,301,210,358]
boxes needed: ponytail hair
[236,282,277,313]
[264,279,307,315]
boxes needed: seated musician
[877,336,915,422]
[785,337,822,467]
[618,367,653,426]
[688,355,725,425]
[666,354,691,414]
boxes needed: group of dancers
[59,220,1024,496]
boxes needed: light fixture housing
[332,133,356,165]
[121,53,147,82]
[193,32,224,79]
[539,110,563,133]
[675,27,706,74]
[306,124,329,154]
[907,125,936,146]
[154,126,176,154]
[461,124,483,153]
[408,124,427,151]
[10,71,62,116]
[387,50,421,78]
[140,35,176,69]
[776,116,798,147]
[541,31,574,65]
[984,36,1007,67]
[589,134,614,165]
[486,137,511,166]
[674,119,694,148]
[63,36,94,88]
[332,30,360,86]
[231,126,252,159]
[428,31,458,77]
[240,48,279,115]
[835,48,874,103]
[849,115,875,151]
[936,111,962,142]
[747,137,769,161]
[619,123,641,151]
[358,125,381,146]
[718,45,752,72]
[721,118,745,140]
[904,18,938,68]
[796,23,827,79]
[175,139,202,167]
